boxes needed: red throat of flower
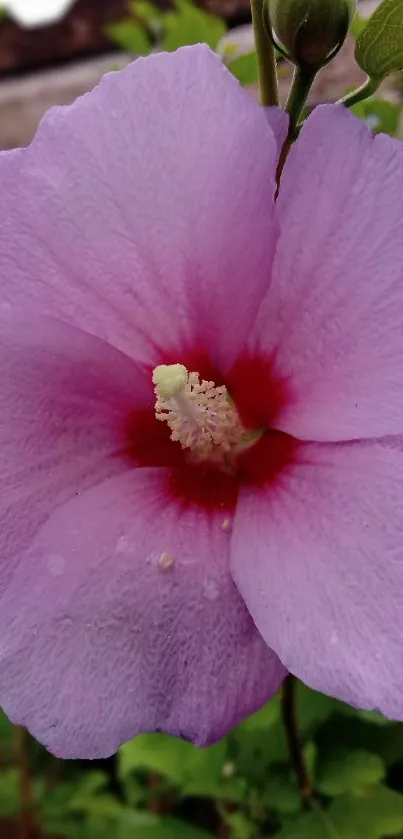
[124,350,299,513]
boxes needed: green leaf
[277,807,347,839]
[296,683,345,734]
[227,52,258,86]
[0,709,14,757]
[118,816,213,839]
[357,709,394,725]
[238,694,281,733]
[161,0,226,51]
[0,768,21,818]
[233,699,288,782]
[118,733,194,784]
[131,1,163,22]
[222,811,255,839]
[106,21,151,55]
[118,731,244,804]
[355,0,403,78]
[181,740,245,800]
[350,12,366,39]
[316,749,385,796]
[265,771,301,814]
[329,785,403,837]
[351,98,401,135]
[316,713,403,767]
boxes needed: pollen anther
[153,363,248,466]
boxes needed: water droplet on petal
[203,577,219,602]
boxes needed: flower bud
[267,0,356,69]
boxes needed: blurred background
[5,682,403,839]
[0,0,401,149]
[1,2,403,837]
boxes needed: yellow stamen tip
[153,364,188,399]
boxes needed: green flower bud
[267,0,356,69]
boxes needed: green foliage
[107,0,225,57]
[224,52,259,86]
[107,21,151,55]
[0,768,21,818]
[355,0,403,79]
[350,12,367,39]
[3,681,403,838]
[328,786,403,837]
[105,0,403,137]
[316,749,385,795]
[119,732,195,784]
[119,817,214,838]
[162,0,226,51]
[351,97,401,135]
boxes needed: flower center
[152,363,261,468]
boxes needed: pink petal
[0,311,152,598]
[250,105,403,441]
[0,467,285,758]
[231,436,403,717]
[0,46,280,371]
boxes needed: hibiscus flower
[1,45,403,759]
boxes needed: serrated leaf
[227,52,258,86]
[316,749,385,796]
[106,21,151,55]
[162,0,226,51]
[355,0,403,78]
[329,786,403,837]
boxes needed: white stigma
[152,364,247,466]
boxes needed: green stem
[286,65,316,136]
[250,0,279,106]
[281,675,314,808]
[337,76,381,108]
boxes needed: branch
[281,675,314,807]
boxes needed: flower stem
[337,76,381,108]
[281,675,314,807]
[286,65,316,137]
[250,0,279,106]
